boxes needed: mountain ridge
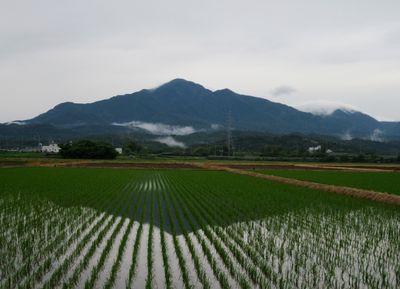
[9,78,400,140]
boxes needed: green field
[0,167,399,289]
[258,169,400,196]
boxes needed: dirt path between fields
[26,160,201,169]
[224,163,400,172]
[193,163,400,206]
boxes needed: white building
[308,145,322,154]
[41,143,60,154]
[115,148,123,154]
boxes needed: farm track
[223,163,400,172]
[193,163,400,206]
[2,158,400,172]
[21,160,202,169]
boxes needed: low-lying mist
[112,121,196,136]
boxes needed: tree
[122,140,143,155]
[59,140,118,159]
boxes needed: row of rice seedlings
[149,174,167,288]
[125,184,149,289]
[183,181,277,288]
[63,220,122,289]
[253,211,398,288]
[86,181,143,289]
[74,181,140,289]
[4,207,93,289]
[3,209,100,289]
[160,188,193,289]
[159,174,232,289]
[168,178,253,289]
[1,172,116,250]
[102,183,146,289]
[158,175,232,289]
[0,193,57,228]
[12,185,113,281]
[145,189,155,289]
[40,181,135,289]
[1,172,122,278]
[189,178,328,288]
[37,180,137,289]
[0,169,145,287]
[155,184,173,289]
[83,218,128,289]
[0,202,65,280]
[193,196,271,288]
[41,214,114,289]
[191,174,400,289]
[155,175,186,289]
[169,173,278,288]
[194,176,315,287]
[1,204,66,270]
[161,176,211,289]
[0,201,60,249]
[189,176,305,285]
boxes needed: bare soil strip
[225,163,400,172]
[193,163,400,206]
[2,158,399,172]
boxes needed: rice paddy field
[0,167,399,289]
[257,170,400,196]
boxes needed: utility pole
[226,110,233,157]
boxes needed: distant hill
[4,78,400,140]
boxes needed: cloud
[1,1,400,122]
[4,121,26,125]
[368,128,384,142]
[210,123,222,130]
[155,136,186,148]
[272,85,296,97]
[296,101,357,116]
[112,121,196,136]
[340,131,353,141]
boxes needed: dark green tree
[122,140,143,155]
[59,140,118,159]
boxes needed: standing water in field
[0,167,399,289]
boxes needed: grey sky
[1,0,399,122]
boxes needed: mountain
[9,79,400,140]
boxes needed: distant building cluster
[308,145,333,154]
[40,142,60,154]
[1,140,123,156]
[308,145,322,153]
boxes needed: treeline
[57,135,400,162]
[59,140,118,159]
[59,140,144,159]
[184,133,400,163]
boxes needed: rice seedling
[0,167,399,289]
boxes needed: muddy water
[177,235,202,289]
[76,217,122,288]
[197,230,239,289]
[131,223,149,288]
[93,218,130,288]
[164,232,185,289]
[35,211,104,289]
[54,214,114,289]
[209,228,258,289]
[113,222,140,289]
[188,232,221,289]
[152,226,166,289]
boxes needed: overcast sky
[1,0,400,122]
